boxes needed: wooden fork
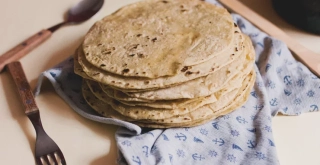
[6,62,66,165]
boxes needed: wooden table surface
[0,0,319,164]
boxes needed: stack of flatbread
[74,0,256,128]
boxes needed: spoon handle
[0,29,52,72]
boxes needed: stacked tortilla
[74,0,256,128]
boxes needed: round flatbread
[82,0,235,78]
[76,28,244,92]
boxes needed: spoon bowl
[68,0,104,23]
[49,0,104,32]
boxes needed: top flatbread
[75,27,244,91]
[82,0,235,78]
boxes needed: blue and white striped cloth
[35,1,320,164]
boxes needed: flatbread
[82,84,136,122]
[82,0,235,78]
[74,50,92,80]
[76,29,244,92]
[107,37,254,100]
[82,70,255,128]
[93,81,153,102]
[84,79,219,120]
[136,71,254,127]
[86,79,209,109]
[139,70,254,124]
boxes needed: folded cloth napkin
[35,1,320,164]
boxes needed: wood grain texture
[219,0,320,77]
[7,62,39,114]
[0,29,52,72]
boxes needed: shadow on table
[41,35,84,74]
[1,72,35,153]
[90,138,119,165]
[27,34,83,89]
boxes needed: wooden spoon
[0,0,104,72]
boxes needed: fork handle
[7,61,39,114]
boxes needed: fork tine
[43,156,50,165]
[57,150,67,165]
[49,153,58,165]
[35,157,43,165]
